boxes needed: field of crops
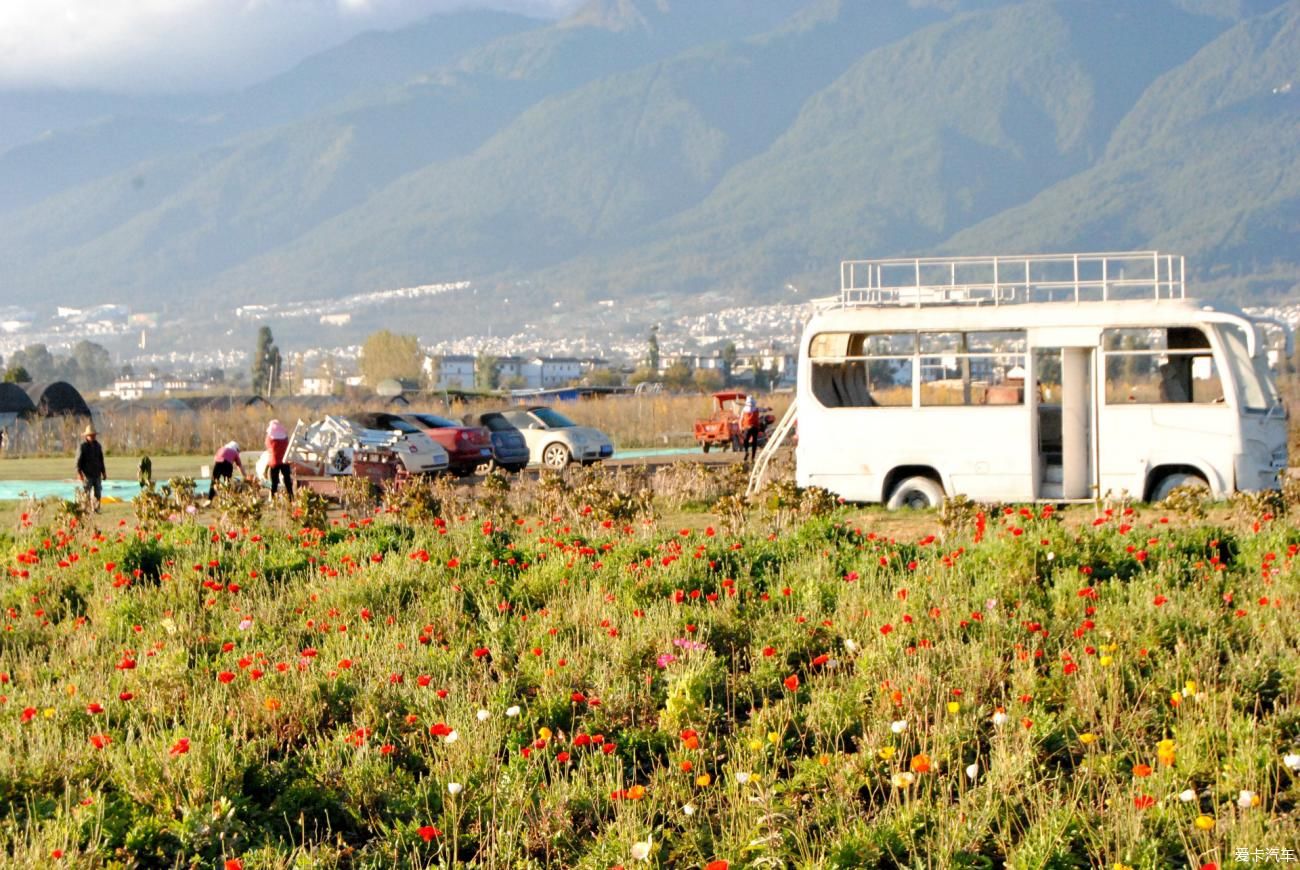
[1,469,1298,868]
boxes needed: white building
[431,355,477,390]
[98,376,203,400]
[300,377,336,396]
[520,357,583,389]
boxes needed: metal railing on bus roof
[836,252,1186,308]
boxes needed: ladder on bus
[746,400,797,497]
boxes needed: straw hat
[83,424,97,437]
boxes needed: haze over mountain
[1,0,1296,342]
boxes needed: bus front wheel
[1150,472,1209,503]
[886,476,945,510]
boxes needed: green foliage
[383,475,442,525]
[293,488,330,532]
[3,460,1300,868]
[360,330,423,387]
[251,326,280,396]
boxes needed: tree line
[2,341,117,389]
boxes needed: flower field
[2,475,1298,868]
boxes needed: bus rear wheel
[1150,472,1209,503]
[886,476,945,510]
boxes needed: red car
[357,412,493,477]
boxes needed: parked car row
[272,409,613,489]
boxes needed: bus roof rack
[836,251,1186,309]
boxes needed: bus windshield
[1218,325,1276,412]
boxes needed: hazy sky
[0,0,583,93]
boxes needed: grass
[0,454,208,480]
[0,466,1296,868]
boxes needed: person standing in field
[740,395,761,463]
[75,424,107,512]
[208,441,247,499]
[265,419,293,500]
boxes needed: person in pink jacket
[208,440,247,499]
[265,419,293,499]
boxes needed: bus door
[1029,329,1101,500]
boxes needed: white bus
[776,252,1289,506]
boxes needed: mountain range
[1,0,1297,342]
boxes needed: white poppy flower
[890,720,907,734]
[447,782,463,795]
[506,705,521,717]
[476,709,490,722]
[965,763,979,781]
[1178,789,1197,802]
[630,837,652,861]
[1283,753,1300,771]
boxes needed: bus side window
[810,332,912,408]
[1102,327,1220,404]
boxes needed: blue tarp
[0,479,209,502]
[0,447,707,500]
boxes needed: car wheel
[542,443,571,469]
[1150,472,1209,503]
[886,476,945,510]
[702,441,711,454]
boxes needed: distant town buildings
[98,377,208,401]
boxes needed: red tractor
[693,391,773,453]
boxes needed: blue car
[461,412,531,473]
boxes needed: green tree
[70,341,116,390]
[720,342,738,385]
[9,344,56,382]
[476,353,500,391]
[627,367,658,386]
[692,367,724,392]
[662,360,693,391]
[251,327,280,395]
[3,364,31,383]
[360,330,423,387]
[750,356,770,391]
[585,367,624,387]
[646,326,660,372]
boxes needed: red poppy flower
[89,734,111,750]
[783,674,799,691]
[705,862,729,870]
[169,738,190,755]
[217,671,235,684]
[417,825,441,842]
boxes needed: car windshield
[479,414,516,432]
[412,414,458,429]
[364,415,421,433]
[530,407,576,428]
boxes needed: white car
[496,406,614,468]
[279,415,449,479]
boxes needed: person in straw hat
[75,423,107,512]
